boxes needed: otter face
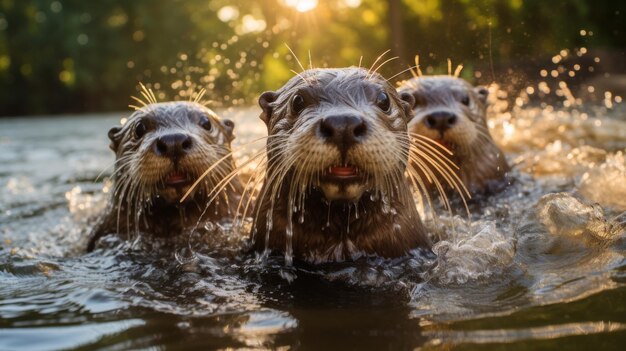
[107,102,235,204]
[258,67,415,202]
[399,76,489,157]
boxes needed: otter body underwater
[398,76,510,196]
[87,101,242,251]
[250,67,462,264]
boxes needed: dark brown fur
[251,67,432,263]
[88,101,242,251]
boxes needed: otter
[87,101,241,251]
[398,76,509,195]
[250,67,439,264]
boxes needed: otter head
[399,76,489,156]
[258,67,415,202]
[107,101,236,204]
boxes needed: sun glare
[283,0,319,13]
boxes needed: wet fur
[88,101,242,251]
[252,67,431,263]
[398,76,509,195]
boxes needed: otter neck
[110,183,237,236]
[252,175,431,262]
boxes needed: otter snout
[152,132,193,161]
[424,111,457,133]
[317,114,368,154]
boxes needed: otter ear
[221,119,235,142]
[258,91,278,125]
[475,86,489,104]
[398,91,416,117]
[107,126,123,152]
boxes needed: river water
[1,98,626,350]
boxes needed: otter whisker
[404,159,436,215]
[290,69,311,86]
[114,179,130,235]
[130,95,150,109]
[369,56,399,79]
[236,155,270,222]
[193,88,207,103]
[181,135,276,202]
[140,91,156,108]
[95,157,134,183]
[285,43,306,73]
[193,166,233,229]
[397,133,457,173]
[308,50,314,70]
[454,64,464,78]
[139,82,158,104]
[396,134,471,215]
[413,55,423,77]
[407,132,455,157]
[396,132,468,205]
[367,49,391,76]
[410,137,461,172]
[202,145,286,214]
[407,148,455,211]
[404,147,452,210]
[253,146,299,232]
[233,148,275,210]
[251,153,297,250]
[409,142,471,204]
[386,65,419,83]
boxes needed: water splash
[428,219,516,285]
[578,152,626,210]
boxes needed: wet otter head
[398,76,509,194]
[259,67,415,203]
[252,67,432,263]
[88,101,240,251]
[399,76,489,155]
[107,101,236,204]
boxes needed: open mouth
[164,171,191,186]
[322,165,363,182]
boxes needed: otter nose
[318,114,367,152]
[152,133,193,161]
[424,111,457,133]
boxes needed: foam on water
[429,220,516,285]
[578,152,626,210]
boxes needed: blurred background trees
[0,0,624,116]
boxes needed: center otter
[251,67,435,264]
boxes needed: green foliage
[0,0,624,116]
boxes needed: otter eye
[223,119,234,128]
[292,94,305,114]
[376,92,391,113]
[134,121,147,139]
[200,116,213,131]
[461,95,470,106]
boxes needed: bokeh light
[283,0,319,13]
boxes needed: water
[1,101,626,350]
